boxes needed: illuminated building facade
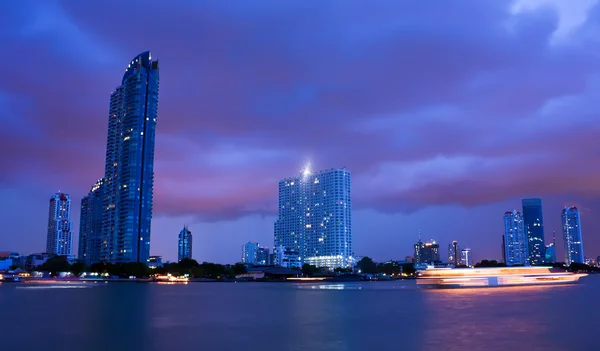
[78,179,105,264]
[46,193,73,256]
[460,248,472,267]
[242,242,259,264]
[522,198,545,265]
[178,226,193,261]
[503,210,529,266]
[448,241,460,266]
[562,206,584,265]
[256,247,270,265]
[101,51,159,264]
[414,240,440,265]
[274,168,352,269]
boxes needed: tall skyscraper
[101,51,159,264]
[522,198,545,265]
[562,206,584,265]
[178,226,193,262]
[242,242,260,264]
[447,241,460,266]
[414,240,440,265]
[78,179,105,264]
[274,168,352,269]
[503,210,528,266]
[46,193,73,256]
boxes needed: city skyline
[2,1,600,263]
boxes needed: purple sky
[1,0,599,264]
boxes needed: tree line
[34,256,248,279]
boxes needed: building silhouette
[522,198,545,265]
[414,240,440,265]
[78,180,105,264]
[448,241,460,266]
[274,168,352,269]
[503,210,529,266]
[562,206,584,265]
[178,226,193,262]
[242,242,260,264]
[46,193,73,256]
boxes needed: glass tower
[274,168,352,269]
[242,242,259,264]
[46,193,73,256]
[522,198,545,265]
[562,206,584,265]
[503,210,528,266]
[178,226,193,262]
[78,179,105,264]
[102,51,159,264]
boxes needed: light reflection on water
[0,278,597,351]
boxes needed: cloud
[1,0,600,259]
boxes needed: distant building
[275,245,301,269]
[460,248,472,267]
[448,241,460,266]
[256,248,270,265]
[274,168,353,269]
[242,242,260,264]
[178,226,193,262]
[562,206,584,265]
[597,256,600,268]
[503,210,528,266]
[544,234,557,264]
[405,256,414,263]
[78,179,105,264]
[414,240,440,265]
[46,193,73,256]
[148,256,163,269]
[522,198,545,265]
[24,253,51,271]
[0,252,19,271]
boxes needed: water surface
[1,278,597,351]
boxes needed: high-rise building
[256,247,270,265]
[242,242,259,264]
[101,51,159,264]
[522,198,545,265]
[414,240,440,265]
[460,248,472,267]
[503,210,529,266]
[562,206,584,265]
[46,193,73,256]
[78,180,105,264]
[447,241,460,266]
[178,226,193,262]
[274,168,352,269]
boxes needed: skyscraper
[78,179,105,264]
[274,168,352,269]
[242,242,259,264]
[102,51,159,264]
[522,198,545,265]
[562,206,584,265]
[178,226,193,262]
[46,193,73,256]
[447,241,460,266]
[503,210,528,266]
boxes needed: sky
[1,0,599,264]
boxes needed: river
[0,277,598,351]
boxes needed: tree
[301,264,319,276]
[178,258,200,269]
[70,260,88,276]
[356,257,377,274]
[334,267,352,273]
[231,263,248,276]
[38,255,71,275]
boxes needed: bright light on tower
[302,161,312,177]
